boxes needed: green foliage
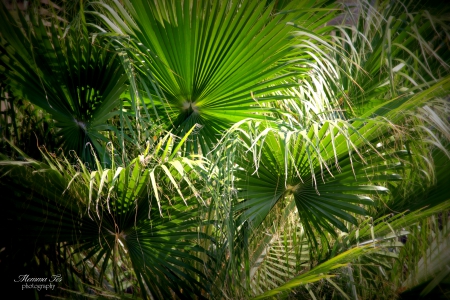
[0,1,128,165]
[89,0,339,152]
[1,0,450,299]
[1,130,209,298]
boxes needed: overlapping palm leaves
[1,0,450,299]
[398,211,450,297]
[206,0,450,297]
[331,0,450,115]
[0,2,128,165]
[233,119,403,234]
[0,130,209,298]
[225,1,450,297]
[89,0,340,153]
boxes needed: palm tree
[1,0,449,299]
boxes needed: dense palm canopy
[1,0,450,299]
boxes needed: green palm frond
[232,119,404,237]
[249,199,450,299]
[1,0,450,299]
[89,0,340,152]
[252,245,371,300]
[0,129,210,298]
[331,0,450,116]
[0,2,128,165]
[398,209,450,297]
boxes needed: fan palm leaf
[0,129,210,298]
[88,0,340,152]
[0,2,128,165]
[1,0,450,299]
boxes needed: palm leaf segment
[234,1,450,296]
[91,0,336,152]
[1,0,450,299]
[230,0,450,241]
[233,119,403,238]
[0,3,127,165]
[0,132,210,299]
[248,200,450,299]
[332,0,450,115]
